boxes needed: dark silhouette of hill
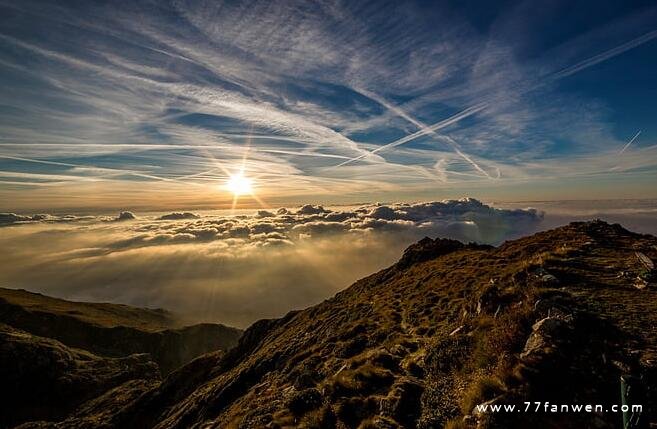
[0,323,159,428]
[7,221,657,428]
[0,288,242,375]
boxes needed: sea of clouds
[2,198,546,327]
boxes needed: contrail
[0,155,204,187]
[335,28,657,168]
[619,130,641,155]
[334,103,487,167]
[355,88,491,177]
[550,30,657,80]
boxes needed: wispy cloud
[0,0,656,209]
[336,27,657,170]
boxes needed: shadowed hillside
[0,288,242,375]
[0,323,160,428]
[8,221,657,428]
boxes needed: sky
[0,0,656,212]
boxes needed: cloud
[3,199,656,328]
[0,212,48,225]
[0,199,544,327]
[115,211,137,221]
[296,205,330,216]
[158,212,200,220]
[0,212,92,226]
[1,198,544,247]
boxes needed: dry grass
[326,363,395,398]
[0,287,174,331]
[460,376,504,414]
[11,221,656,428]
[444,419,468,429]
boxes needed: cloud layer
[0,199,542,327]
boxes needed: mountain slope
[0,288,242,374]
[0,323,159,428]
[0,287,175,331]
[13,221,657,428]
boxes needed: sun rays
[226,172,253,196]
[216,134,269,213]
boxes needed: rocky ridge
[7,220,657,428]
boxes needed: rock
[635,252,654,271]
[541,274,560,285]
[534,268,560,285]
[520,316,573,360]
[634,277,648,290]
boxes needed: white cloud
[0,199,543,327]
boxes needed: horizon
[1,0,657,212]
[2,2,657,426]
[1,0,657,328]
[2,196,656,329]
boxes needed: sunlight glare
[226,173,253,196]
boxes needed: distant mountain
[0,288,242,375]
[7,221,657,428]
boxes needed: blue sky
[0,0,656,211]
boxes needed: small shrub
[460,376,504,414]
[358,415,399,428]
[337,336,369,358]
[299,405,337,429]
[444,419,468,429]
[288,388,322,415]
[336,397,377,427]
[328,364,395,398]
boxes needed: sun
[226,173,253,196]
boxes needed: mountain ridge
[7,220,657,428]
[0,287,242,375]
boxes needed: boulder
[520,316,573,361]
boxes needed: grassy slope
[13,221,657,428]
[0,288,174,331]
